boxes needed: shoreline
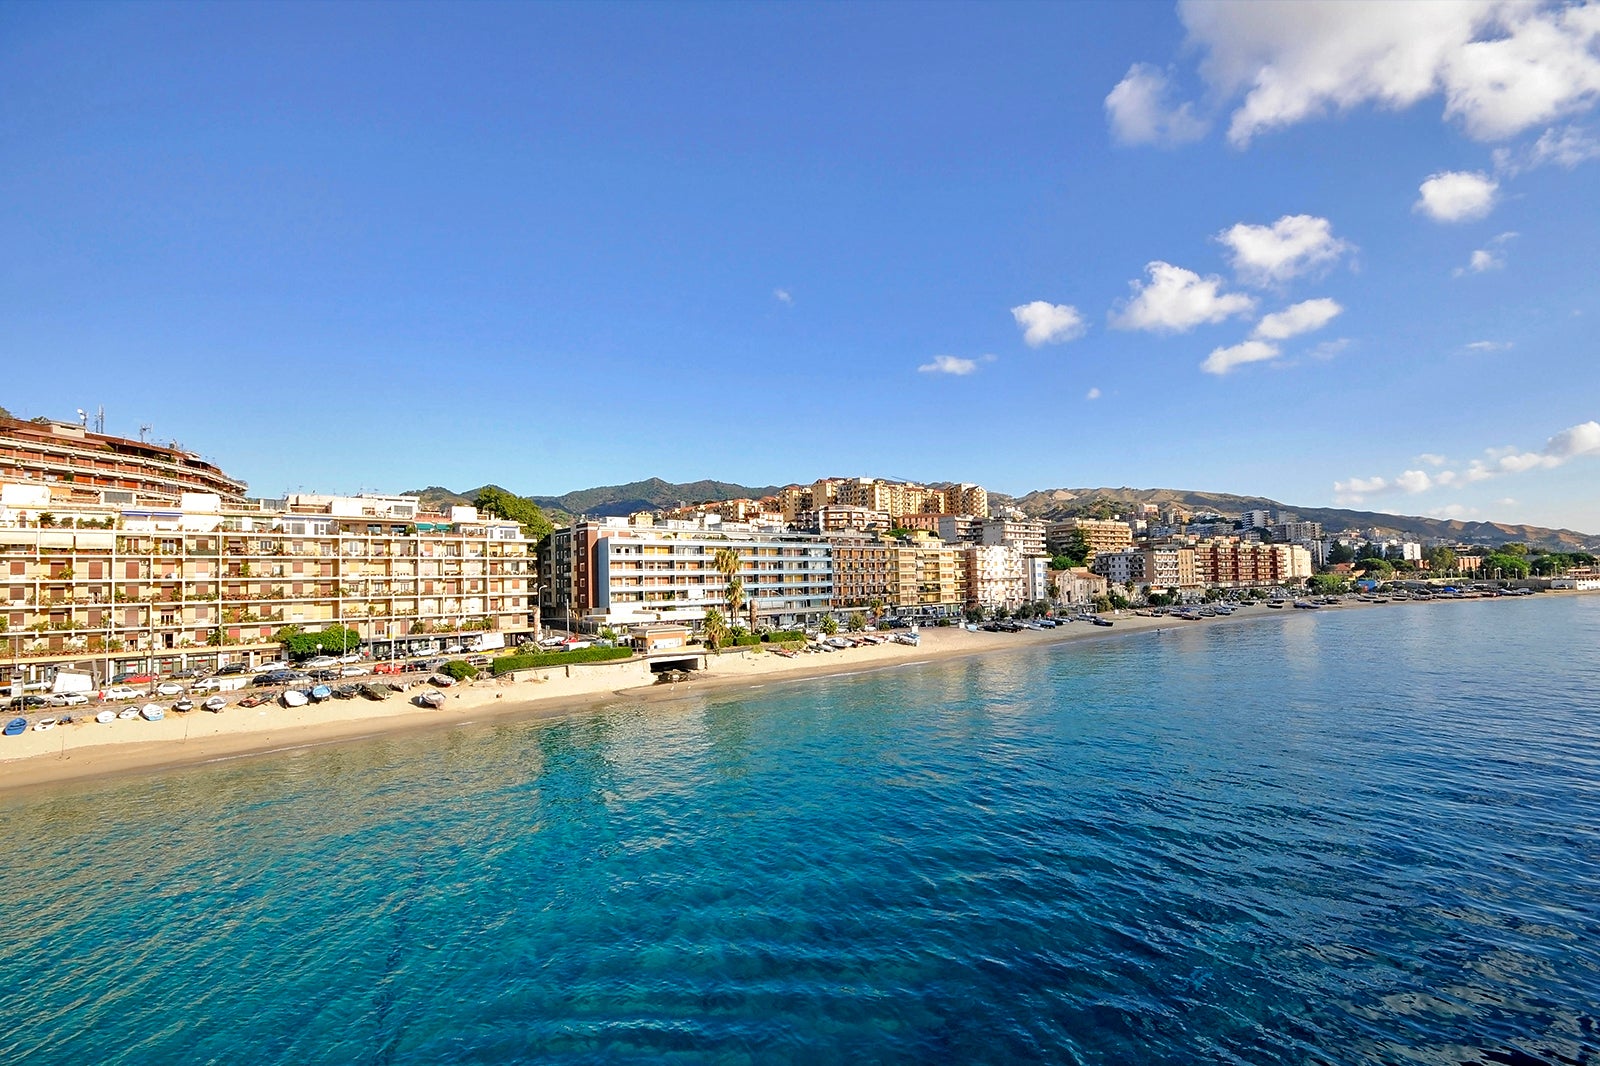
[0,593,1584,797]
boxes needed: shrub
[491,646,634,676]
[441,660,478,681]
[760,630,805,643]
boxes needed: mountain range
[401,478,1598,550]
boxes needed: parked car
[6,695,49,710]
[215,662,247,675]
[111,672,154,685]
[251,661,289,674]
[304,656,339,669]
[338,665,370,676]
[103,686,146,701]
[48,693,90,707]
[372,661,407,675]
[169,669,203,680]
[155,682,186,697]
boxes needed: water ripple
[1,596,1598,1064]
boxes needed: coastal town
[3,409,1596,729]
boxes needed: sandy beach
[0,594,1564,796]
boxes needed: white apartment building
[544,516,834,631]
[961,543,1025,610]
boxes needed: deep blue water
[3,597,1599,1065]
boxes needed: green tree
[1425,546,1457,573]
[846,611,866,632]
[1497,542,1529,557]
[1051,529,1093,569]
[1326,541,1356,565]
[701,608,729,652]
[1357,557,1394,577]
[473,486,554,541]
[1307,573,1347,594]
[713,547,745,627]
[819,613,839,636]
[1482,551,1530,579]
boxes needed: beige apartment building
[962,542,1025,610]
[1,483,532,685]
[1192,538,1313,587]
[1048,518,1134,557]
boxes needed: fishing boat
[332,684,361,699]
[309,684,333,702]
[96,709,116,724]
[117,707,139,720]
[173,698,194,713]
[427,674,456,688]
[360,682,393,701]
[140,705,165,722]
[34,717,57,731]
[4,717,27,736]
[202,696,226,713]
[414,690,446,709]
[281,689,309,708]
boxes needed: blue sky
[3,1,1598,531]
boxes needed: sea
[2,596,1597,1065]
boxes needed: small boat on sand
[281,689,309,708]
[117,707,139,720]
[34,717,57,731]
[309,684,332,702]
[96,709,116,724]
[360,682,394,701]
[3,717,24,736]
[414,690,445,709]
[140,705,165,722]
[333,684,361,699]
[173,698,194,713]
[202,696,226,713]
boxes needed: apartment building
[1091,546,1197,591]
[1192,538,1312,587]
[979,517,1047,557]
[832,537,893,607]
[961,543,1024,610]
[1047,518,1133,556]
[944,483,989,519]
[1,482,532,685]
[0,417,247,507]
[937,515,984,545]
[543,516,834,631]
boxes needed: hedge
[761,630,806,643]
[441,660,478,681]
[491,646,634,675]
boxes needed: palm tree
[702,608,729,653]
[714,547,745,630]
[819,613,839,636]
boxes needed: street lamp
[533,583,547,644]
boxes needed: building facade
[544,517,834,631]
[1,484,532,686]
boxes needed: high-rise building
[1047,518,1133,557]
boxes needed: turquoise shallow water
[3,597,1599,1064]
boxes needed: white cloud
[1010,301,1087,346]
[1455,248,1503,275]
[1175,0,1600,146]
[1465,339,1513,352]
[1427,503,1477,519]
[1417,453,1449,467]
[1218,215,1352,286]
[1105,63,1210,146]
[1497,124,1600,173]
[1201,339,1279,375]
[1528,123,1600,167]
[918,355,979,376]
[1333,418,1600,502]
[1415,170,1499,222]
[1547,419,1600,458]
[773,288,793,305]
[1252,297,1343,340]
[1085,387,1102,400]
[1395,469,1435,493]
[1111,261,1256,333]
